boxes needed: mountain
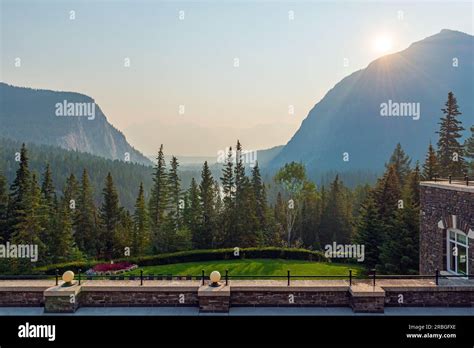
[0,83,152,166]
[269,29,474,176]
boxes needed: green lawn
[125,259,363,278]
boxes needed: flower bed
[86,262,138,276]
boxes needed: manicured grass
[125,259,363,278]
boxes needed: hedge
[35,247,328,275]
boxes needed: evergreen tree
[149,145,168,251]
[422,142,439,180]
[465,126,474,176]
[251,162,267,231]
[299,181,320,249]
[274,192,287,242]
[99,173,121,259]
[167,156,181,230]
[132,182,150,256]
[195,161,215,249]
[0,173,8,241]
[49,193,79,263]
[436,92,466,176]
[354,195,385,270]
[184,178,202,248]
[220,147,235,246]
[372,164,401,224]
[11,173,45,271]
[319,175,353,245]
[75,169,98,256]
[405,162,421,207]
[7,144,31,241]
[98,173,121,259]
[39,164,57,261]
[379,197,419,274]
[233,141,247,246]
[385,143,411,185]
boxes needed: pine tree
[184,178,202,248]
[75,169,98,256]
[436,92,466,176]
[319,175,353,246]
[11,173,45,271]
[422,142,439,180]
[251,162,267,231]
[39,164,57,261]
[386,143,411,185]
[7,144,31,241]
[239,176,259,246]
[274,192,287,241]
[354,195,385,270]
[50,193,79,263]
[220,147,235,246]
[98,173,121,259]
[233,141,247,246]
[132,182,150,256]
[465,126,474,176]
[0,172,8,241]
[149,145,168,251]
[167,156,181,230]
[405,162,421,207]
[372,164,401,224]
[379,197,419,274]
[195,161,215,249]
[299,181,320,249]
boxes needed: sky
[1,0,473,156]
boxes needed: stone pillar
[349,284,385,313]
[198,284,230,313]
[44,284,81,313]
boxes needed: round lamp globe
[62,271,75,284]
[210,271,221,284]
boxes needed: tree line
[0,92,472,274]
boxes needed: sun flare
[373,35,393,54]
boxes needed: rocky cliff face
[0,83,152,166]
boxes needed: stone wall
[2,283,474,313]
[419,183,474,275]
[0,291,44,306]
[81,290,198,307]
[385,287,474,307]
[230,289,349,307]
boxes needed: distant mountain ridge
[0,83,152,166]
[269,29,474,174]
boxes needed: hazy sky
[1,0,473,156]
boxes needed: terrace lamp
[209,271,221,287]
[62,271,75,287]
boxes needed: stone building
[420,180,474,275]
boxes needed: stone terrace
[0,278,473,314]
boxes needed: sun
[373,34,393,54]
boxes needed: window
[447,229,469,275]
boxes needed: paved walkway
[0,306,472,316]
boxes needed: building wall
[419,183,474,275]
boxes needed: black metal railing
[431,174,470,186]
[1,268,473,287]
